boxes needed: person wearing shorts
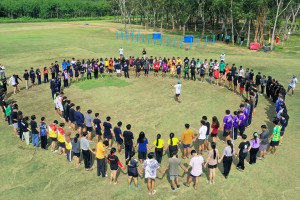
[93,113,102,142]
[176,62,182,79]
[136,131,148,163]
[126,151,139,189]
[205,142,219,184]
[184,150,204,190]
[113,121,123,153]
[180,124,194,159]
[167,150,185,191]
[268,119,281,154]
[71,133,81,165]
[194,120,207,154]
[287,75,297,96]
[258,125,269,159]
[85,109,93,141]
[103,116,113,149]
[49,120,58,152]
[222,110,233,143]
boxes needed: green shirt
[184,66,189,72]
[5,105,11,117]
[219,62,226,71]
[271,125,281,142]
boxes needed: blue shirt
[103,122,112,135]
[74,111,84,125]
[137,138,148,152]
[62,61,67,70]
[113,127,122,140]
[93,118,101,131]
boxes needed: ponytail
[126,151,135,165]
[211,142,216,159]
[213,149,216,160]
[74,133,79,143]
[254,135,257,143]
[170,133,174,146]
[156,134,161,147]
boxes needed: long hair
[126,151,135,165]
[137,131,145,143]
[211,142,217,159]
[227,140,233,154]
[212,116,220,129]
[169,133,174,146]
[156,134,161,147]
[74,133,79,143]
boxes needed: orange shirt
[96,142,105,159]
[181,129,194,145]
[225,65,230,74]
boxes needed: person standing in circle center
[152,134,164,164]
[122,124,134,159]
[173,80,182,103]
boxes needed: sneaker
[171,187,175,191]
[176,184,180,189]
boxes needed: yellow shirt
[104,60,109,66]
[65,141,72,150]
[153,139,164,148]
[176,59,182,64]
[181,129,194,145]
[96,142,105,159]
[57,128,65,143]
[168,137,179,146]
[48,123,57,138]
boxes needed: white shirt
[174,84,181,94]
[55,96,63,111]
[238,68,244,76]
[8,76,16,85]
[189,155,204,176]
[119,48,124,55]
[198,126,207,140]
[289,77,298,88]
[220,54,225,61]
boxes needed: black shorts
[200,74,205,77]
[73,152,80,157]
[176,94,180,97]
[208,164,217,169]
[210,134,217,137]
[59,142,65,148]
[220,70,225,74]
[116,138,123,145]
[86,127,93,132]
[270,141,279,147]
[144,69,149,74]
[154,70,159,73]
[136,69,141,73]
[223,129,230,137]
[128,170,138,178]
[104,134,112,140]
[138,151,147,160]
[108,69,113,73]
[51,137,57,142]
[95,129,102,135]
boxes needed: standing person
[194,120,207,154]
[258,125,270,160]
[279,113,287,145]
[176,62,182,79]
[29,68,36,87]
[74,106,84,135]
[21,116,30,145]
[113,121,123,153]
[65,131,72,162]
[202,116,210,151]
[249,132,260,164]
[93,113,102,142]
[119,47,124,57]
[183,150,204,190]
[183,63,189,80]
[210,116,220,143]
[103,116,114,149]
[219,140,235,178]
[49,120,58,152]
[180,123,194,159]
[57,123,66,155]
[23,70,29,90]
[166,150,186,191]
[222,110,233,143]
[36,69,42,85]
[135,131,149,163]
[123,60,129,78]
[142,48,147,59]
[30,115,39,147]
[126,151,139,189]
[236,134,251,171]
[143,152,161,195]
[173,80,182,103]
[232,111,239,140]
[71,133,81,165]
[43,67,49,83]
[107,148,124,184]
[95,139,109,178]
[238,111,246,137]
[165,132,179,157]
[152,134,164,164]
[122,124,134,159]
[268,119,281,154]
[190,63,196,81]
[69,103,76,131]
[39,117,48,150]
[85,109,93,141]
[205,142,219,184]
[260,75,267,95]
[287,75,298,96]
[81,132,95,171]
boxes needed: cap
[253,132,259,137]
[177,80,181,84]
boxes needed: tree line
[113,0,300,49]
[0,0,112,19]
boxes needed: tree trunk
[231,0,234,45]
[160,16,163,33]
[247,18,251,47]
[171,15,175,30]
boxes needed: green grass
[75,77,131,90]
[0,21,300,200]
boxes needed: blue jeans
[32,134,39,147]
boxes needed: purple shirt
[250,138,260,148]
[239,113,246,126]
[223,115,233,130]
[233,116,239,128]
[243,108,249,120]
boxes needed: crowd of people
[0,53,295,195]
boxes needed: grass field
[0,21,300,200]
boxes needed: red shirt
[154,62,160,70]
[211,123,219,134]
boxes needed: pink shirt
[250,138,260,148]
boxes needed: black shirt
[238,141,250,155]
[123,130,134,146]
[69,108,75,121]
[108,154,119,170]
[190,65,196,73]
[21,120,29,132]
[23,73,29,80]
[30,120,38,134]
[12,111,18,123]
